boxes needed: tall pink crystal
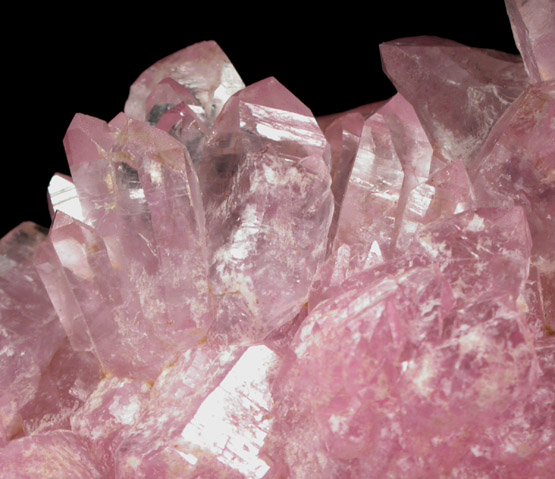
[323,111,365,251]
[506,0,555,83]
[0,223,66,442]
[198,77,333,342]
[320,94,433,291]
[53,112,213,378]
[380,37,529,164]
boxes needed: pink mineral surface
[1,3,554,479]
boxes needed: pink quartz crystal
[506,0,555,83]
[470,80,555,325]
[0,430,104,478]
[124,40,245,125]
[1,3,554,477]
[0,223,68,442]
[198,77,333,343]
[380,36,529,165]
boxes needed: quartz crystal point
[56,111,212,378]
[125,40,245,125]
[330,94,432,259]
[198,77,333,342]
[314,93,433,299]
[380,37,529,164]
[156,98,210,167]
[316,99,387,132]
[470,80,555,325]
[143,77,203,125]
[0,223,67,442]
[506,0,555,83]
[39,212,168,378]
[324,111,365,251]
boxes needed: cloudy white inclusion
[180,345,278,478]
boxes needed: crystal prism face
[2,4,555,477]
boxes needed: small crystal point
[124,40,245,125]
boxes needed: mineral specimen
[1,2,554,478]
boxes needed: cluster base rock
[1,1,554,477]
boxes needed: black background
[2,1,518,237]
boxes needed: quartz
[198,76,333,343]
[0,430,104,478]
[470,80,555,326]
[1,2,554,478]
[124,40,245,125]
[380,36,529,165]
[506,0,555,83]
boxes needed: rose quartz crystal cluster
[1,1,554,478]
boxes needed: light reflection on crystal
[180,346,277,478]
[47,174,84,222]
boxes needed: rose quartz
[71,376,151,472]
[316,99,387,131]
[198,77,333,343]
[2,10,554,477]
[266,209,536,477]
[18,338,100,436]
[323,111,365,251]
[317,93,433,296]
[124,40,245,124]
[0,430,103,478]
[114,344,246,478]
[451,338,554,478]
[395,160,475,251]
[380,36,529,164]
[0,223,66,442]
[156,99,209,166]
[470,80,555,323]
[144,77,201,125]
[506,0,555,83]
[53,112,213,378]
